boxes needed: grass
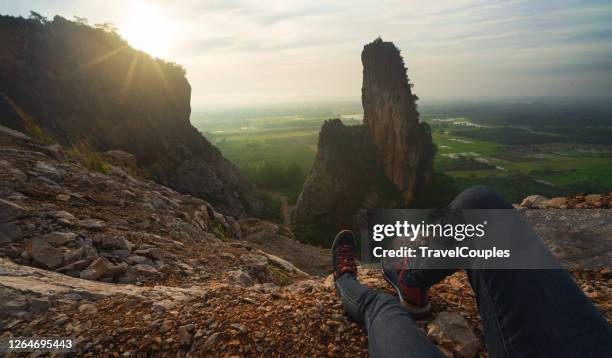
[66,143,109,174]
[268,266,291,287]
[1,92,55,144]
[533,167,612,187]
[433,132,499,155]
[210,118,612,195]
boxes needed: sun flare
[119,3,175,58]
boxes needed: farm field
[193,101,612,208]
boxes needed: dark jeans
[336,186,612,358]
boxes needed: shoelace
[392,258,427,307]
[336,245,355,272]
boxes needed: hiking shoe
[382,259,432,319]
[332,230,357,280]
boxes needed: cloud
[1,0,611,107]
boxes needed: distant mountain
[0,14,262,216]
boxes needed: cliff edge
[0,14,262,216]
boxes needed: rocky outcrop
[362,38,435,202]
[518,193,612,209]
[0,14,261,216]
[293,38,434,230]
[291,119,393,227]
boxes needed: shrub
[66,143,108,174]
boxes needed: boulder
[126,255,155,266]
[28,238,63,269]
[62,247,86,264]
[80,257,113,280]
[0,223,21,244]
[0,124,29,140]
[427,312,479,358]
[520,195,549,208]
[78,303,98,315]
[107,262,129,277]
[0,294,28,318]
[42,231,77,247]
[78,219,107,231]
[27,296,51,314]
[178,324,193,346]
[542,197,568,208]
[241,253,268,272]
[228,269,254,287]
[0,199,26,223]
[101,236,133,251]
[584,194,602,204]
[0,160,28,182]
[120,264,161,283]
[38,144,65,161]
[110,249,131,260]
[204,333,220,350]
[133,248,162,260]
[34,161,63,182]
[49,210,76,222]
[56,259,91,273]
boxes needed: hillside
[0,14,261,217]
[1,125,610,357]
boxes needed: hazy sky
[2,0,612,109]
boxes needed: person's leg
[448,185,514,210]
[332,230,443,358]
[396,185,612,357]
[335,273,444,358]
[468,267,612,358]
[454,187,612,357]
[399,185,512,289]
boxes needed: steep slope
[0,14,261,216]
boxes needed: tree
[73,16,89,25]
[95,22,119,34]
[29,11,48,24]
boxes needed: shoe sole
[382,269,432,320]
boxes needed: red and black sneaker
[382,258,432,319]
[332,230,357,280]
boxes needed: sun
[119,3,175,58]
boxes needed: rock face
[292,119,387,227]
[427,312,479,358]
[293,38,434,231]
[0,15,261,216]
[362,38,435,202]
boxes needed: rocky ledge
[0,126,609,357]
[519,193,612,209]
